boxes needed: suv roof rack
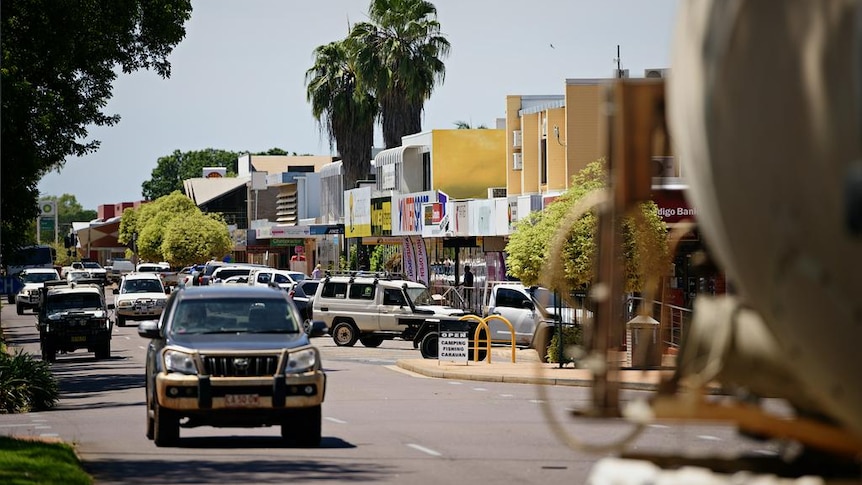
[323,270,406,281]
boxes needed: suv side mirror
[522,300,535,311]
[112,288,119,295]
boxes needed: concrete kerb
[395,358,671,392]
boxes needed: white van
[247,268,306,289]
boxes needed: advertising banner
[470,199,495,236]
[344,187,372,238]
[451,201,470,236]
[393,191,442,236]
[371,197,392,236]
[402,236,417,281]
[421,202,448,237]
[412,236,429,285]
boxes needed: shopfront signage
[371,197,392,236]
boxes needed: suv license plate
[224,394,259,407]
[71,336,87,342]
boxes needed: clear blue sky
[37,0,680,211]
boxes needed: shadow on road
[84,440,388,484]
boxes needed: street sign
[39,217,54,232]
[438,319,469,363]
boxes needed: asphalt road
[0,291,785,484]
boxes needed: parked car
[80,260,108,283]
[221,275,249,284]
[312,274,465,351]
[113,273,169,326]
[209,265,260,284]
[248,268,306,289]
[15,268,61,314]
[137,285,326,447]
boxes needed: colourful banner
[412,236,429,285]
[402,237,417,282]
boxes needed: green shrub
[0,436,92,484]
[546,325,584,365]
[0,350,59,413]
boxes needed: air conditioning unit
[487,187,507,198]
[512,130,522,148]
[651,156,676,178]
[513,153,523,171]
[644,68,668,79]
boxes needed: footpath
[395,348,674,391]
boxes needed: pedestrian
[462,264,474,310]
[311,264,323,279]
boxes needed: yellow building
[374,128,507,199]
[505,71,672,198]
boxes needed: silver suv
[312,274,464,348]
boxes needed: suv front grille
[202,355,279,377]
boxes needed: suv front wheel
[332,321,359,347]
[153,400,180,447]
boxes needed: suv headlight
[164,349,198,375]
[117,300,133,308]
[285,348,318,374]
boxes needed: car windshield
[82,262,101,269]
[290,273,306,282]
[23,272,57,283]
[123,279,163,293]
[68,271,90,281]
[169,299,299,335]
[46,293,102,311]
[405,287,435,306]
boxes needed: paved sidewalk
[395,348,674,391]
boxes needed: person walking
[311,264,323,279]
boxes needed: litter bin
[626,315,661,369]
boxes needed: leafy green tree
[350,0,450,148]
[142,149,239,200]
[1,0,192,259]
[306,40,377,191]
[161,212,232,267]
[506,159,669,293]
[119,191,231,266]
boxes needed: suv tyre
[332,321,359,347]
[153,400,180,447]
[360,335,384,348]
[419,331,438,359]
[282,405,321,447]
[41,342,56,363]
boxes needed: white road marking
[648,424,670,429]
[754,449,777,456]
[407,443,442,457]
[35,426,51,430]
[138,346,146,350]
[39,433,59,438]
[472,387,487,392]
[447,381,463,385]
[124,336,130,340]
[499,394,514,398]
[325,417,347,424]
[697,435,721,441]
[0,424,34,428]
[528,399,546,404]
[31,419,47,423]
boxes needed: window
[349,283,375,300]
[321,282,348,299]
[497,288,529,308]
[383,288,406,306]
[274,274,291,284]
[540,139,548,185]
[422,152,431,191]
[257,272,271,284]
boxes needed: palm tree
[349,0,450,148]
[306,40,377,191]
[454,120,488,129]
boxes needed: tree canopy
[142,149,239,200]
[505,159,669,294]
[306,40,376,191]
[119,191,231,267]
[1,0,192,259]
[350,0,450,148]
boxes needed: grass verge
[0,436,92,485]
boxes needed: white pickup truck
[481,281,584,361]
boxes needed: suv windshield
[47,293,102,311]
[82,262,101,269]
[169,299,299,335]
[405,287,435,306]
[23,272,57,283]
[122,279,163,293]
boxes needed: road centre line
[407,443,442,457]
[325,417,347,424]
